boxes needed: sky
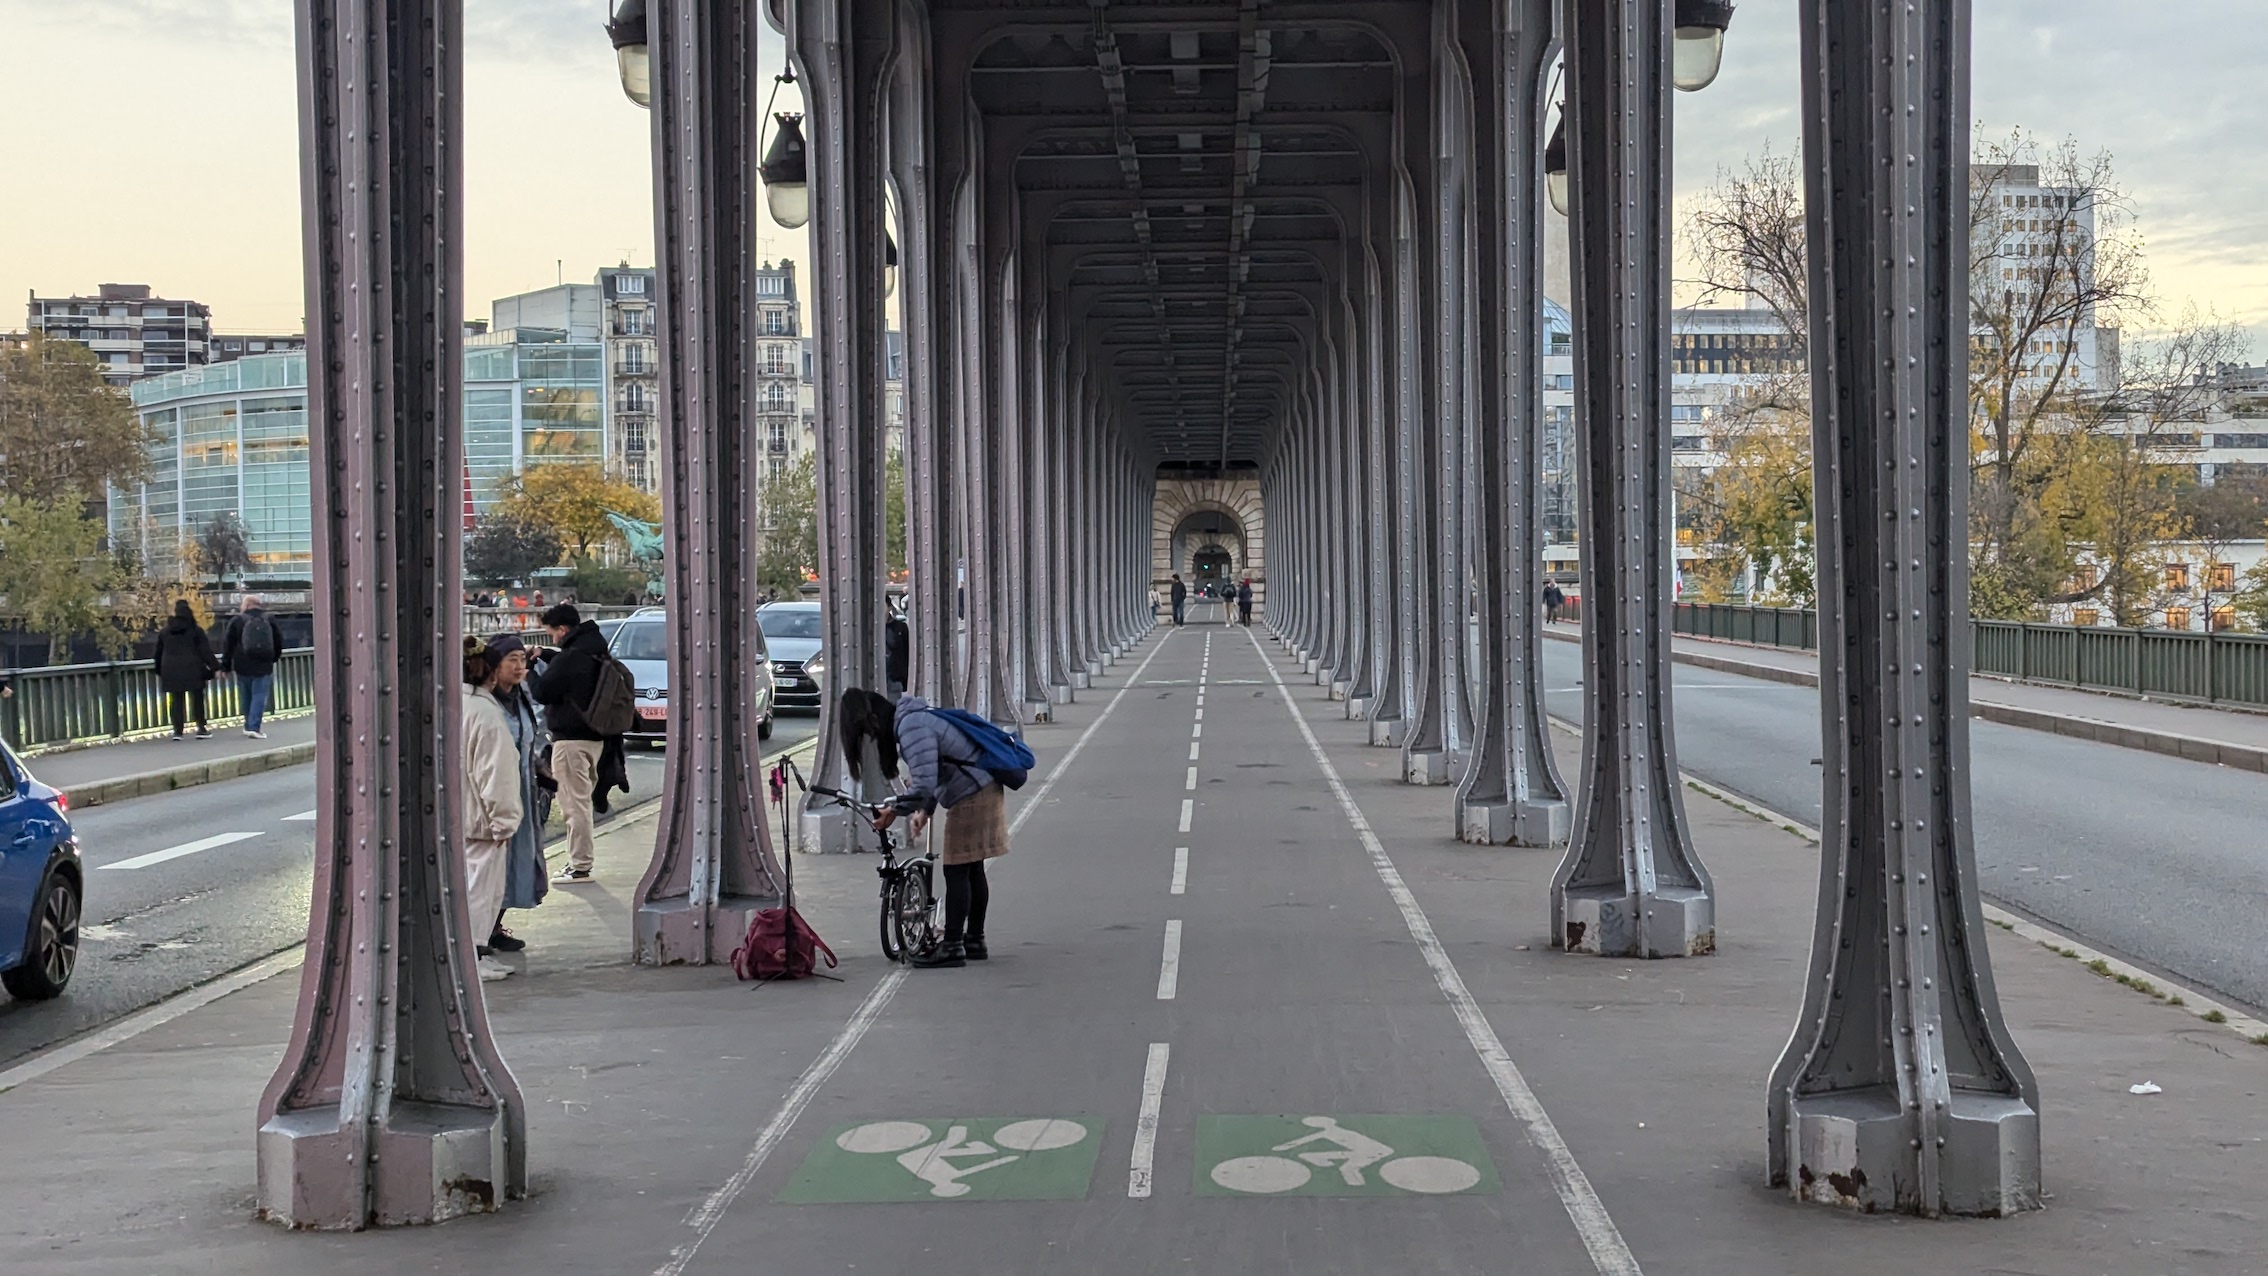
[2,0,2262,357]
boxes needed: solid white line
[1171,847,1188,895]
[1185,766,1198,790]
[1129,1042,1171,1199]
[0,947,304,1097]
[657,632,1177,1276]
[283,810,317,822]
[1189,742,1200,761]
[1178,799,1193,833]
[98,831,263,871]
[1248,629,1641,1276]
[1156,920,1183,1000]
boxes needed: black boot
[962,934,988,961]
[911,941,966,969]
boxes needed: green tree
[756,454,818,595]
[494,462,661,560]
[463,513,564,586]
[0,333,152,505]
[0,496,115,662]
[886,446,909,579]
[196,511,252,587]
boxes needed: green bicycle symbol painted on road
[780,1117,1104,1203]
[1196,1115,1499,1198]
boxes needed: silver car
[757,601,828,712]
[608,609,777,743]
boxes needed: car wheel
[759,713,775,741]
[2,869,81,1001]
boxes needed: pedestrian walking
[460,638,520,982]
[885,609,911,697]
[842,687,1013,970]
[482,633,550,953]
[1170,573,1187,626]
[222,595,283,739]
[154,600,220,741]
[1149,583,1162,619]
[530,603,618,883]
[1542,581,1566,624]
[1236,578,1254,626]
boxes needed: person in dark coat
[222,595,284,739]
[529,603,616,882]
[1542,582,1566,624]
[1170,574,1188,626]
[154,600,220,740]
[1236,579,1254,626]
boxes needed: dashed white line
[1156,920,1183,1000]
[283,810,317,822]
[1129,1042,1172,1199]
[98,831,264,871]
[1194,708,1204,722]
[1178,799,1193,833]
[1247,627,1641,1276]
[1171,847,1188,895]
[1189,742,1201,761]
[1192,722,1203,738]
[1185,766,1198,790]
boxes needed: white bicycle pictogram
[835,1119,1090,1198]
[1209,1117,1482,1195]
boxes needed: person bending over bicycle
[839,686,1010,969]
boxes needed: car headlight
[804,656,827,680]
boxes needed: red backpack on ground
[732,906,837,981]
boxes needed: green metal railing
[1,649,317,752]
[1669,602,2268,710]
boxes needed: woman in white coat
[461,637,522,982]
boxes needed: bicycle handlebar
[807,783,898,818]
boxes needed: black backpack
[580,652,640,737]
[240,613,279,662]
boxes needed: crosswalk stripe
[98,831,264,871]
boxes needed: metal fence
[1668,602,2268,711]
[1,649,317,753]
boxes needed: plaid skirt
[940,783,1011,865]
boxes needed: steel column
[1399,17,1458,786]
[257,0,525,1227]
[1452,0,1570,846]
[890,3,954,705]
[1767,0,2040,1216]
[1550,0,1714,957]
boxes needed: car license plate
[638,705,667,721]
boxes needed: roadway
[1539,640,2268,1016]
[0,722,818,1066]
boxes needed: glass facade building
[117,333,605,583]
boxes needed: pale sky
[3,1,2262,357]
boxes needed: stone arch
[1152,477,1265,591]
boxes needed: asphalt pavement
[0,721,818,1064]
[1538,640,2268,1016]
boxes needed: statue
[605,509,667,600]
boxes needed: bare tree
[1681,147,1810,348]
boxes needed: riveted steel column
[635,0,788,954]
[1369,183,1420,748]
[795,0,896,846]
[1399,16,1460,786]
[1344,231,1388,717]
[1550,0,1714,958]
[1453,0,1570,846]
[891,10,953,705]
[1768,0,2040,1216]
[257,0,524,1227]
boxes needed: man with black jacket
[530,603,614,883]
[222,596,284,739]
[1170,574,1187,626]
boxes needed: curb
[66,742,319,810]
[1543,627,2268,773]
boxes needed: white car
[608,610,777,743]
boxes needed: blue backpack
[926,707,1036,790]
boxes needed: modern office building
[26,283,212,385]
[1975,162,2119,395]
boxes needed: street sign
[780,1118,1103,1203]
[1195,1115,1499,1198]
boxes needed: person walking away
[1542,581,1566,624]
[222,595,283,739]
[1149,583,1162,619]
[530,603,616,883]
[885,609,911,697]
[460,638,520,982]
[1170,574,1187,627]
[1237,579,1254,626]
[843,687,1011,969]
[154,600,220,741]
[482,634,550,952]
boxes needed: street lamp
[1544,119,1568,217]
[1672,0,1735,92]
[884,231,899,300]
[605,0,650,108]
[760,109,810,229]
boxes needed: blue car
[1,743,80,1001]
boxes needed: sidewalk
[21,714,317,808]
[0,638,2262,1273]
[1549,623,2268,772]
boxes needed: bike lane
[677,623,1606,1273]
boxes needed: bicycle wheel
[878,873,906,963]
[893,862,941,959]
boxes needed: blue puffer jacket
[892,695,995,814]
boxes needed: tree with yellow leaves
[491,462,660,562]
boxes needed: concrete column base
[1022,700,1053,723]
[1785,1090,2040,1217]
[1329,680,1352,701]
[1072,669,1092,690]
[1556,886,1715,958]
[1344,695,1373,720]
[1050,683,1076,705]
[1085,660,1102,680]
[1368,717,1406,747]
[1403,748,1452,786]
[1458,797,1570,846]
[635,894,768,966]
[1313,666,1334,687]
[258,1100,521,1229]
[1303,658,1321,676]
[801,804,860,854]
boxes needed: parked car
[607,609,777,744]
[758,602,828,713]
[1,743,81,1001]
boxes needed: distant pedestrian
[483,633,550,954]
[222,595,283,739]
[460,638,520,983]
[1170,574,1187,626]
[530,603,618,884]
[885,610,911,697]
[154,600,219,741]
[1150,584,1162,619]
[1542,582,1566,624]
[1237,579,1254,626]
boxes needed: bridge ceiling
[953,8,1402,471]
